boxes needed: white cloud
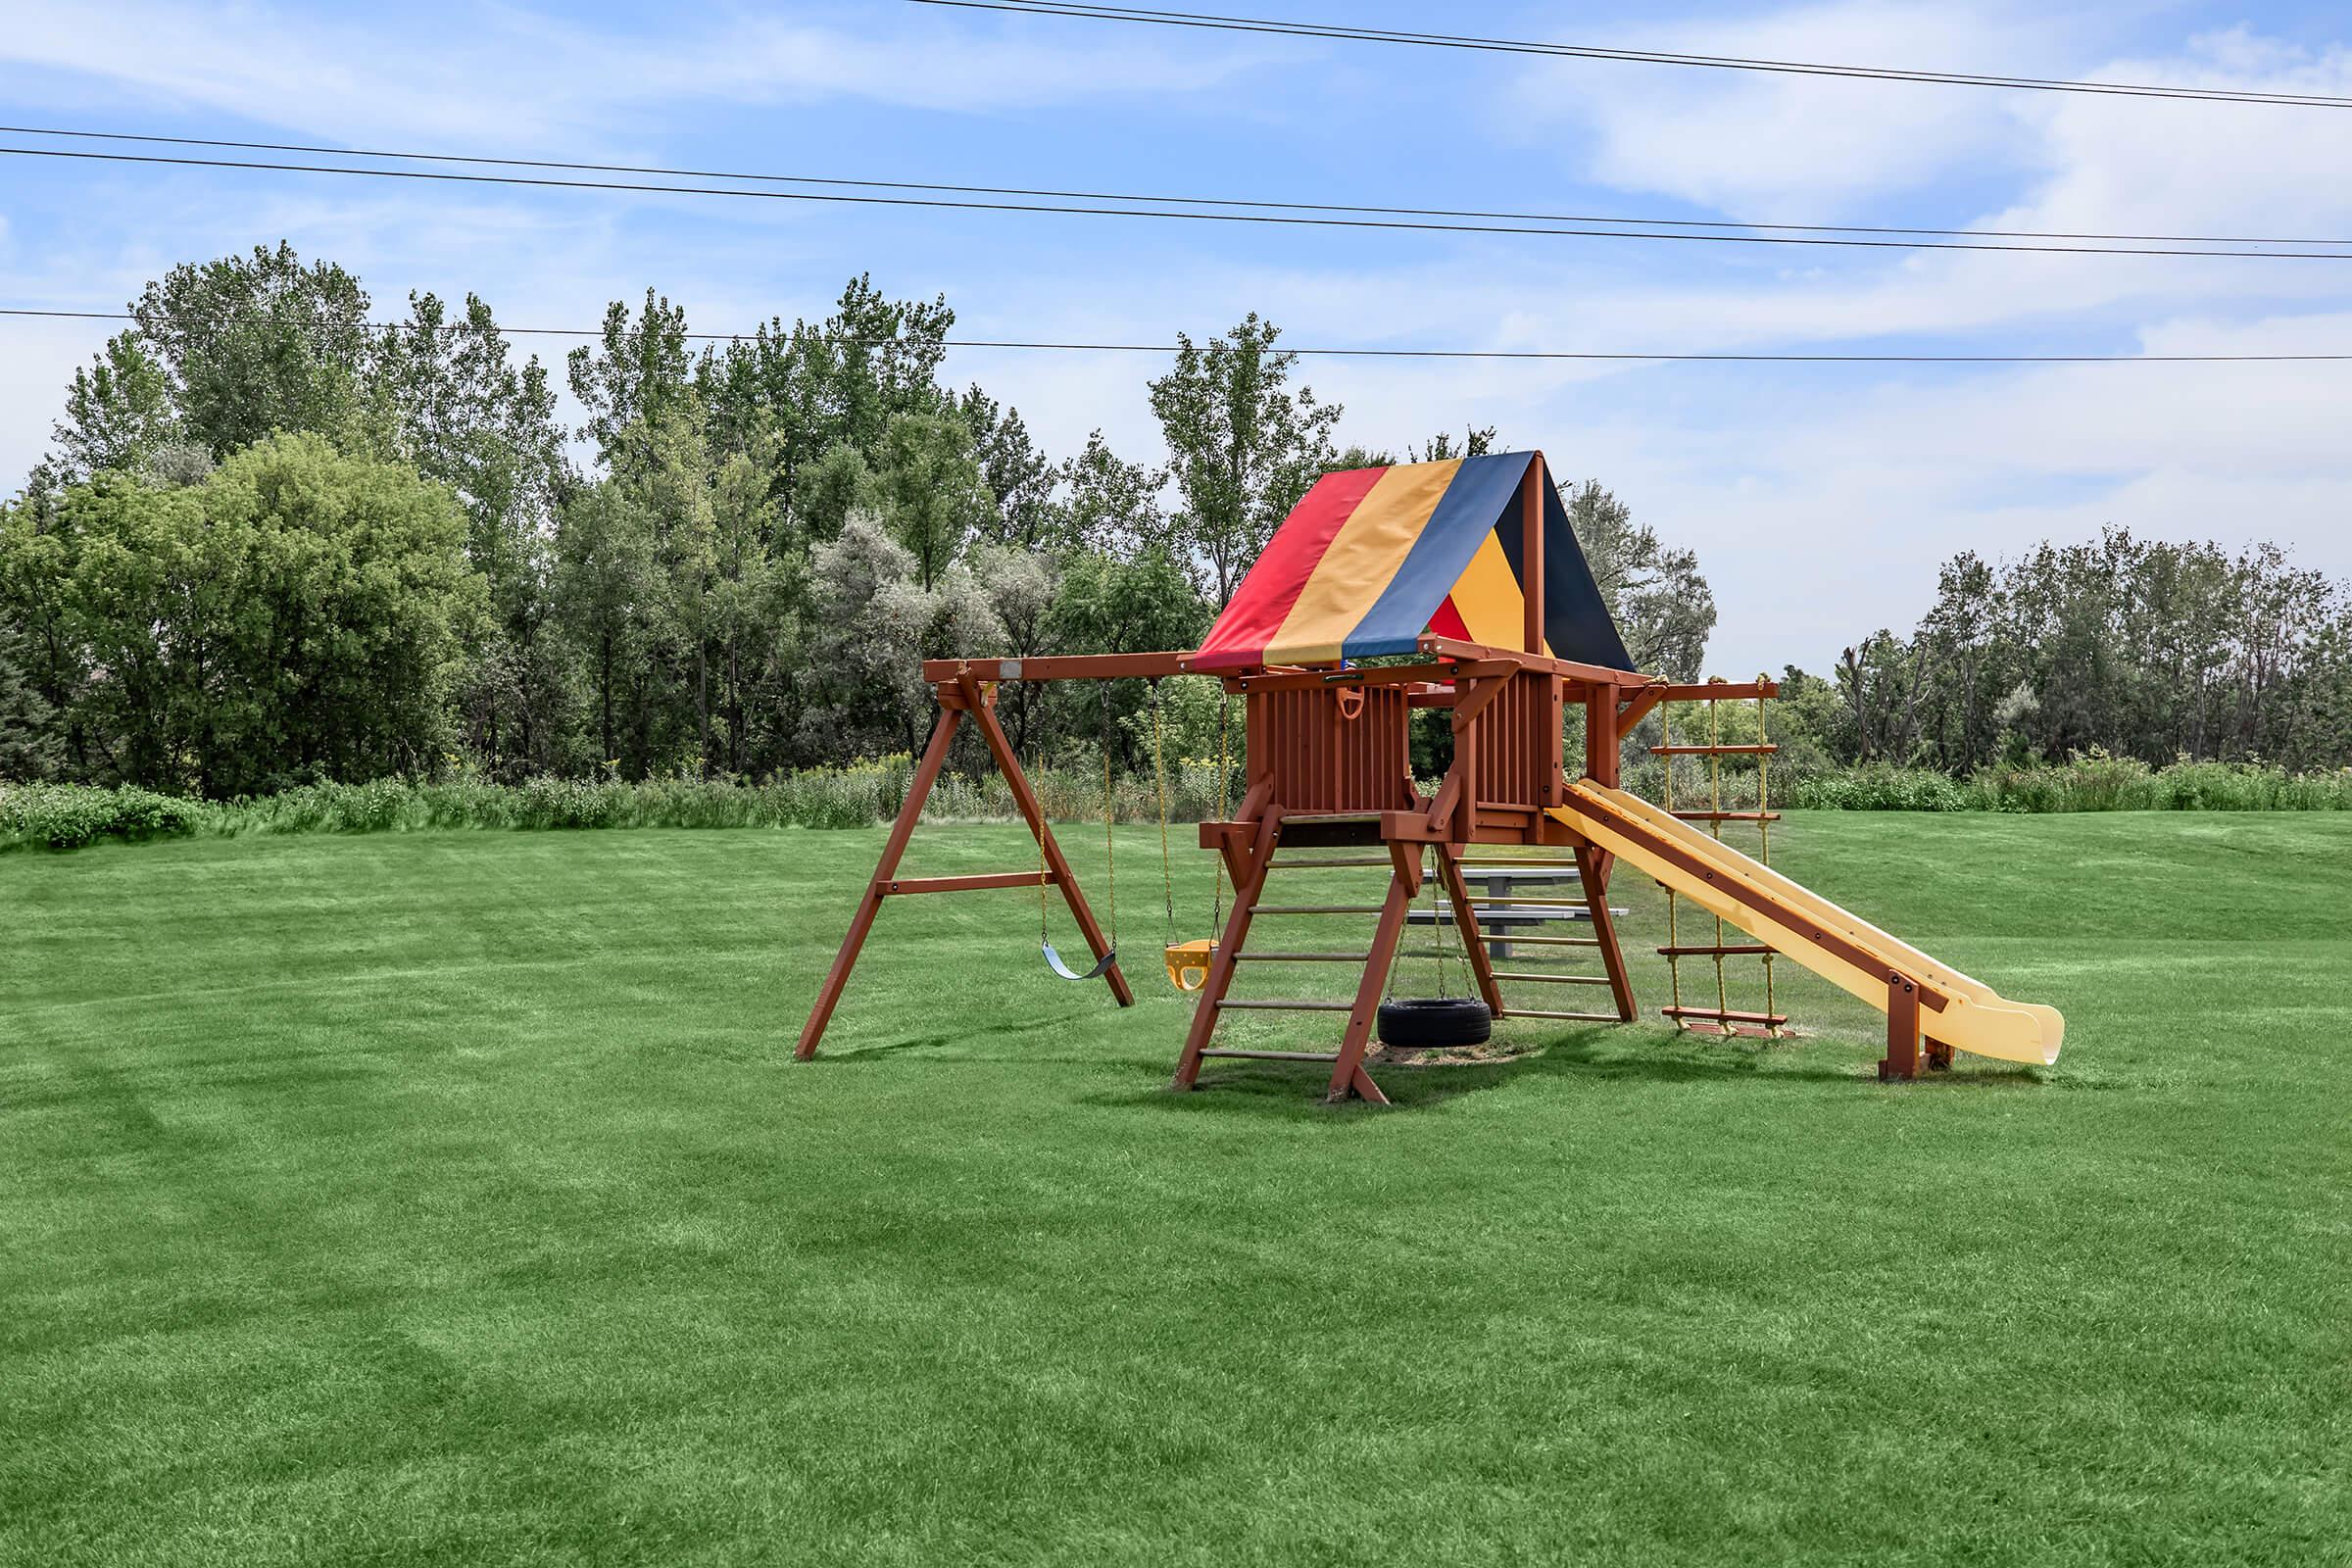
[1501,1,2082,217]
[0,1,1271,143]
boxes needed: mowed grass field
[5,812,2348,1566]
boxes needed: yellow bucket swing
[1153,682,1227,992]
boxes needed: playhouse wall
[1247,685,1417,813]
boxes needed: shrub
[0,784,210,850]
[1788,765,1972,812]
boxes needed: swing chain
[1151,679,1175,946]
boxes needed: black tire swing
[1377,846,1491,1050]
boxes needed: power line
[909,1,2352,109]
[6,122,2348,249]
[8,309,2344,364]
[11,144,2352,263]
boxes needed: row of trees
[15,243,2340,798]
[0,244,1712,795]
[1786,530,2352,772]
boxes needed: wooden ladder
[1169,820,1636,1102]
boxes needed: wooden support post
[1582,686,1621,885]
[1882,971,1922,1081]
[961,677,1133,1009]
[1585,685,1620,790]
[1573,843,1639,1022]
[797,703,963,1059]
[1433,843,1506,1015]
[1170,810,1282,1092]
[1522,453,1546,657]
[1324,842,1419,1104]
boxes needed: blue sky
[5,0,2351,676]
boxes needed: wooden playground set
[797,452,2064,1101]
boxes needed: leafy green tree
[124,242,382,460]
[957,386,1060,550]
[873,411,991,590]
[1045,546,1211,768]
[1060,430,1166,558]
[1149,314,1341,605]
[797,443,880,546]
[53,333,180,478]
[22,435,481,794]
[708,435,796,775]
[969,543,1058,756]
[381,290,569,773]
[0,622,60,780]
[800,512,1004,759]
[1413,425,1497,462]
[553,480,659,770]
[567,289,694,475]
[694,275,955,511]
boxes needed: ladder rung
[1651,744,1780,756]
[1456,858,1580,868]
[1234,952,1373,962]
[1491,972,1613,986]
[1216,1000,1353,1012]
[1499,1008,1621,1022]
[1250,905,1387,915]
[1657,944,1774,957]
[1266,858,1393,868]
[1484,934,1601,947]
[1660,1006,1790,1025]
[1670,810,1782,823]
[1198,1048,1342,1061]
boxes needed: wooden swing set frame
[798,458,1679,1102]
[798,453,1972,1096]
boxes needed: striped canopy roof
[1192,452,1633,673]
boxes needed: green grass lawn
[6,812,2348,1566]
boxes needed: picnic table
[1404,864,1629,958]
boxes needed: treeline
[1776,530,2352,773]
[4,243,2346,801]
[0,244,1709,796]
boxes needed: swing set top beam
[920,636,1651,692]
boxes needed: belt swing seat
[1150,678,1229,993]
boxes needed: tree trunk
[600,629,614,763]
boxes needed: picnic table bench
[1404,864,1628,958]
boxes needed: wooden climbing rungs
[1217,1000,1352,1012]
[1482,934,1601,947]
[1656,943,1774,957]
[1491,971,1612,986]
[1265,858,1393,869]
[1250,904,1389,915]
[1651,744,1779,756]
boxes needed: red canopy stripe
[1193,465,1388,668]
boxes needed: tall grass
[7,751,2347,852]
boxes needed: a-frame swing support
[795,674,1132,1060]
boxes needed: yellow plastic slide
[1549,783,2063,1066]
